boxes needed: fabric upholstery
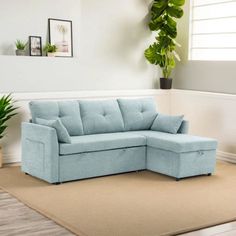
[21,122,59,183]
[118,98,157,131]
[151,114,184,134]
[60,132,146,155]
[147,147,216,178]
[79,99,124,135]
[36,118,71,143]
[60,147,146,182]
[29,101,84,136]
[177,120,189,134]
[22,98,217,184]
[146,131,217,153]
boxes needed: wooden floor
[0,189,236,236]
[0,190,74,236]
[180,222,236,236]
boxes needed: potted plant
[15,40,27,56]
[144,0,185,89]
[43,43,57,57]
[0,94,18,168]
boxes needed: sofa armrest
[177,120,189,134]
[21,122,59,183]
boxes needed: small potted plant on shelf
[0,94,18,168]
[15,40,27,56]
[144,0,185,89]
[43,43,57,57]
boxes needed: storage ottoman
[146,133,218,180]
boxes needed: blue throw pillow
[151,113,184,134]
[36,118,71,143]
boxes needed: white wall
[0,0,157,93]
[173,1,236,95]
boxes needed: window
[189,0,236,61]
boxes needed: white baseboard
[3,154,20,164]
[217,150,236,164]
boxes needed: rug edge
[0,186,88,236]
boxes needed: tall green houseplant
[144,0,185,89]
[0,94,18,167]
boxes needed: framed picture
[48,18,73,57]
[29,36,42,56]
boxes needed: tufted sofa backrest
[29,101,84,136]
[79,99,124,135]
[29,97,157,136]
[118,98,157,131]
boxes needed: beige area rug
[0,161,236,236]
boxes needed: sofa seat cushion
[59,132,146,155]
[141,131,217,153]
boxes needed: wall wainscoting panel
[2,89,236,164]
[217,151,236,164]
[1,89,170,164]
[171,89,236,163]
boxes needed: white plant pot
[16,49,26,56]
[47,52,56,57]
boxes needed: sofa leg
[176,178,180,181]
[25,172,29,175]
[207,173,212,176]
[53,182,61,185]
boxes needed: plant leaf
[144,43,162,65]
[166,6,184,18]
[162,24,177,38]
[169,0,185,6]
[0,93,18,139]
[149,16,164,31]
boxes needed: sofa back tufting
[79,99,124,135]
[29,97,157,136]
[29,101,84,136]
[118,98,157,131]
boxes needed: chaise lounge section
[21,98,217,183]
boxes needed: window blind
[189,0,236,60]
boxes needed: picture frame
[48,18,73,57]
[29,36,42,56]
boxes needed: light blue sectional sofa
[21,98,217,184]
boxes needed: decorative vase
[160,77,172,89]
[0,146,3,168]
[15,49,26,56]
[47,52,56,57]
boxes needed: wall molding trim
[217,151,236,164]
[1,88,235,101]
[3,154,17,165]
[171,89,236,101]
[0,89,170,101]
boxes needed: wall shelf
[0,55,77,59]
